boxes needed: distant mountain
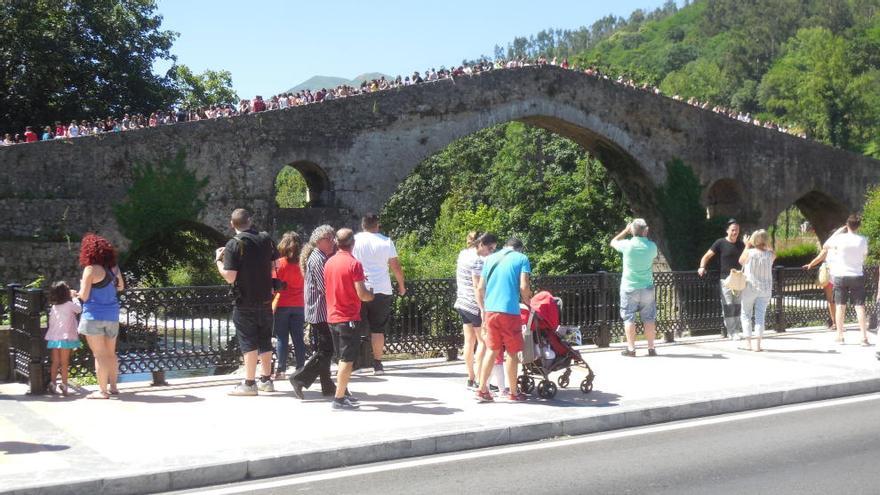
[286,72,391,93]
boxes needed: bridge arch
[704,178,746,220]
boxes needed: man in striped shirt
[290,225,337,398]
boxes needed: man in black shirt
[698,219,745,339]
[215,208,279,396]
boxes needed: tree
[758,27,873,150]
[0,0,179,134]
[169,64,238,109]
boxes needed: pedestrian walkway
[2,327,879,495]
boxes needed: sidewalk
[2,327,879,495]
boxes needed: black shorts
[456,308,482,327]
[233,305,273,354]
[360,293,392,335]
[330,321,360,363]
[832,276,866,306]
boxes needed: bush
[775,242,817,267]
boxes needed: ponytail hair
[300,224,335,272]
[466,231,482,248]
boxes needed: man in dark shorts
[215,208,279,396]
[698,219,745,339]
[823,215,870,345]
[324,228,374,410]
[352,213,406,376]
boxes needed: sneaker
[331,397,360,410]
[488,384,499,393]
[508,392,528,402]
[466,379,478,390]
[647,348,657,357]
[373,360,385,376]
[273,371,286,381]
[257,380,275,393]
[476,390,494,403]
[344,390,359,403]
[289,377,305,399]
[621,349,636,357]
[228,382,258,396]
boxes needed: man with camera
[215,208,280,396]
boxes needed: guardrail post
[596,271,611,347]
[662,274,675,343]
[24,288,47,394]
[774,266,786,333]
[446,282,459,361]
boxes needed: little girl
[45,281,82,396]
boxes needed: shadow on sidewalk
[115,392,205,403]
[383,371,467,379]
[761,349,840,355]
[658,353,727,359]
[518,390,622,408]
[0,441,69,455]
[356,393,464,415]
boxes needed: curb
[6,376,880,495]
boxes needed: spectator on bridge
[41,126,53,141]
[2,133,12,145]
[352,213,406,376]
[324,228,374,410]
[698,220,745,340]
[611,219,659,357]
[75,233,124,399]
[272,232,306,379]
[46,281,82,396]
[822,215,870,345]
[475,237,532,402]
[454,231,487,389]
[24,126,38,143]
[252,96,267,112]
[215,208,280,396]
[739,230,775,352]
[290,225,338,399]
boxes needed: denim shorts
[620,287,656,323]
[78,319,120,338]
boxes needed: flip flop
[87,391,109,400]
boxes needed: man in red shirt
[23,126,38,143]
[324,228,374,410]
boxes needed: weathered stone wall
[1,65,879,285]
[0,241,81,286]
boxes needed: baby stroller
[518,291,595,399]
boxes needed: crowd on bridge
[2,56,810,147]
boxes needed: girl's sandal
[87,391,109,400]
[60,384,69,397]
[108,388,120,395]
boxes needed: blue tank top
[82,267,120,321]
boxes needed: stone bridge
[1,65,879,284]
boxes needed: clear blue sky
[154,0,672,98]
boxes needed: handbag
[723,269,746,292]
[817,263,831,288]
[352,323,374,371]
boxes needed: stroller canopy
[529,291,560,331]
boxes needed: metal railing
[8,267,876,393]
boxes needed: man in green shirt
[610,219,658,357]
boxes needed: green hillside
[572,0,880,156]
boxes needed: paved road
[168,393,880,495]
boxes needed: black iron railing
[7,267,877,393]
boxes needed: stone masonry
[1,65,879,284]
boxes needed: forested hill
[382,0,880,278]
[569,0,880,157]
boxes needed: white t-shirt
[823,231,868,277]
[352,231,398,295]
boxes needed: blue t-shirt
[481,248,531,315]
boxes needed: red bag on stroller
[526,291,569,356]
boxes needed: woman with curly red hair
[74,233,124,399]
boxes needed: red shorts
[484,312,523,355]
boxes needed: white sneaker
[228,382,258,396]
[257,380,275,393]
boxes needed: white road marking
[188,393,880,494]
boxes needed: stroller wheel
[580,377,593,393]
[557,375,570,388]
[537,380,557,399]
[518,375,535,394]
